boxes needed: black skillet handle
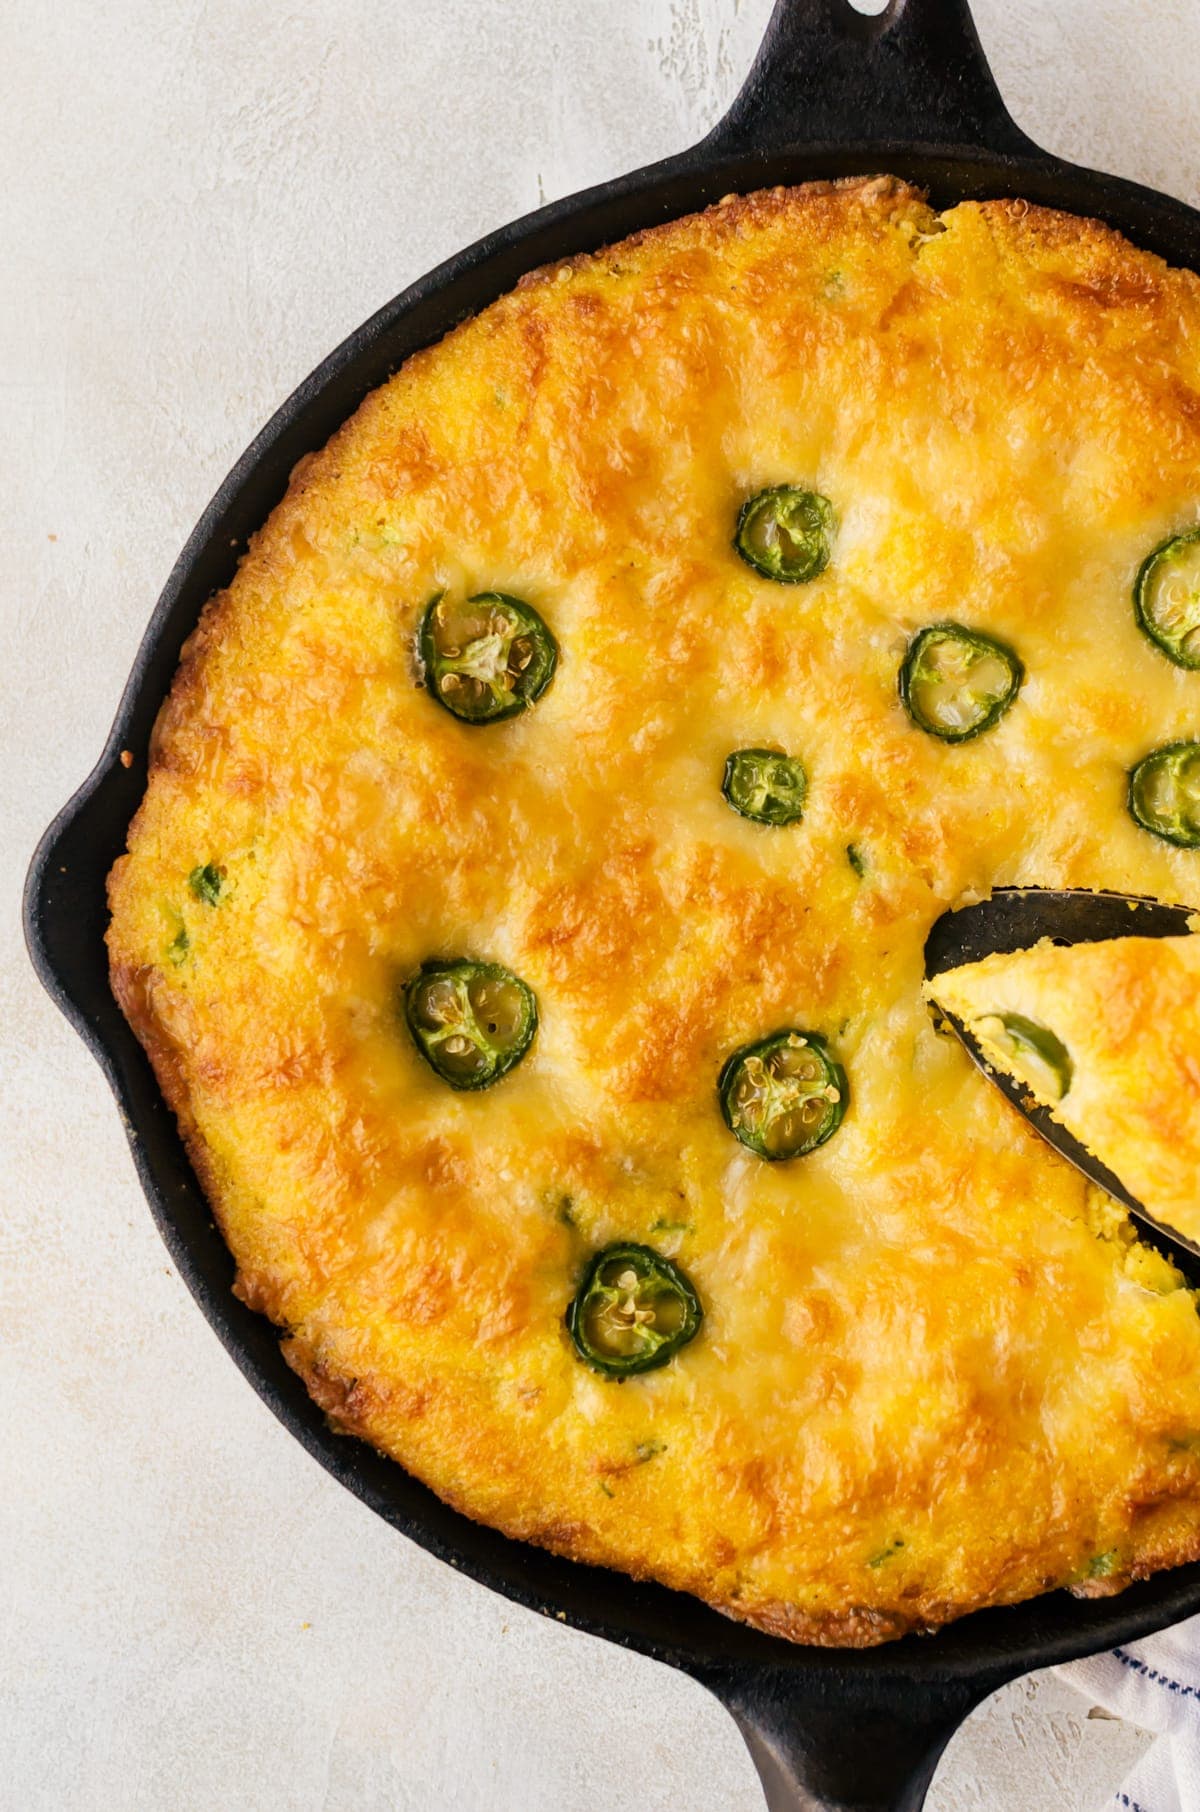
[699,1664,1008,1812]
[706,0,1036,160]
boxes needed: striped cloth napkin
[1058,1619,1200,1811]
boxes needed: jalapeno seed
[566,1243,702,1378]
[899,623,1023,743]
[419,591,557,724]
[722,748,808,825]
[973,1012,1073,1102]
[1128,741,1200,848]
[404,958,538,1088]
[734,486,836,584]
[1135,529,1200,668]
[718,1029,848,1160]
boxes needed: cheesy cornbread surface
[930,935,1200,1248]
[108,178,1200,1644]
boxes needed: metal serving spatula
[924,888,1197,1247]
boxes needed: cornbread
[109,176,1200,1644]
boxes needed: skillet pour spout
[24,0,1200,1809]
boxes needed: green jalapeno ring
[404,958,538,1089]
[419,590,558,724]
[1128,740,1200,848]
[899,622,1023,744]
[566,1242,703,1379]
[722,747,808,826]
[974,1011,1073,1102]
[718,1028,849,1161]
[1134,529,1200,668]
[734,486,836,584]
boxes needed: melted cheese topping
[930,934,1200,1246]
[108,178,1200,1645]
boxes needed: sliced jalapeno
[722,748,808,825]
[419,591,557,724]
[1135,529,1200,668]
[718,1029,848,1160]
[974,1012,1073,1102]
[734,486,835,584]
[899,623,1023,743]
[404,958,538,1088]
[566,1243,702,1378]
[1128,741,1200,848]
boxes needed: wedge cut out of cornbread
[928,934,1200,1244]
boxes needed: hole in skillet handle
[705,0,1037,162]
[924,887,1200,1276]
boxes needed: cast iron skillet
[24,1,1200,1806]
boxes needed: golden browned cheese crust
[109,177,1200,1645]
[929,935,1200,1246]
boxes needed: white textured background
[5,1,1200,1805]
